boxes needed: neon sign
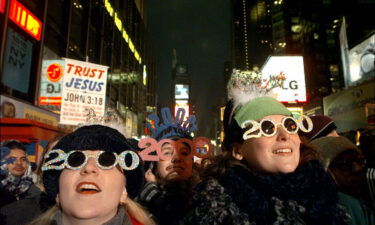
[39,96,62,105]
[1,0,5,14]
[8,0,42,41]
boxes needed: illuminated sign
[339,17,350,88]
[348,34,375,86]
[1,0,5,14]
[103,0,141,64]
[39,96,61,105]
[261,56,307,103]
[175,100,189,120]
[175,84,189,99]
[9,0,42,41]
[324,80,374,132]
[143,65,147,86]
[2,27,33,93]
[46,63,63,82]
[39,60,64,106]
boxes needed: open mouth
[76,182,101,194]
[272,149,293,155]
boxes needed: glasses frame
[65,151,118,170]
[241,115,313,140]
[42,149,140,171]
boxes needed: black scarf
[185,160,349,225]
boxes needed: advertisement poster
[2,27,33,93]
[60,58,108,125]
[323,80,375,132]
[348,34,375,86]
[175,84,189,99]
[39,60,64,106]
[261,56,307,103]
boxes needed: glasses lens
[284,118,298,133]
[67,152,86,168]
[243,122,254,131]
[98,152,116,167]
[261,120,276,135]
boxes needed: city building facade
[229,0,374,139]
[0,0,157,162]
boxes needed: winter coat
[338,192,375,225]
[138,181,192,225]
[180,160,350,225]
[0,184,43,225]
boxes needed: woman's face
[58,150,126,224]
[238,115,301,174]
[156,142,193,181]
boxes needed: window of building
[291,17,300,24]
[44,0,68,57]
[86,0,103,64]
[68,0,88,60]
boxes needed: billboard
[348,34,375,86]
[8,0,42,41]
[175,84,189,99]
[261,56,307,103]
[2,27,33,93]
[339,17,350,88]
[324,80,374,132]
[60,58,108,125]
[175,100,189,120]
[39,60,64,106]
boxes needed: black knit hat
[298,115,337,141]
[42,125,145,202]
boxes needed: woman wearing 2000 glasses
[29,125,155,225]
[180,70,350,225]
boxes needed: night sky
[145,0,231,137]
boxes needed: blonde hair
[125,198,156,225]
[28,205,58,225]
[28,200,155,225]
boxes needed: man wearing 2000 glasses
[137,108,200,225]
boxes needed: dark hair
[299,142,319,164]
[222,100,245,151]
[1,140,26,152]
[126,138,141,151]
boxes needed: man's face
[6,149,28,177]
[329,150,366,197]
[156,142,193,181]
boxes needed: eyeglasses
[42,149,140,171]
[241,116,313,140]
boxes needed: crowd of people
[0,70,374,225]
